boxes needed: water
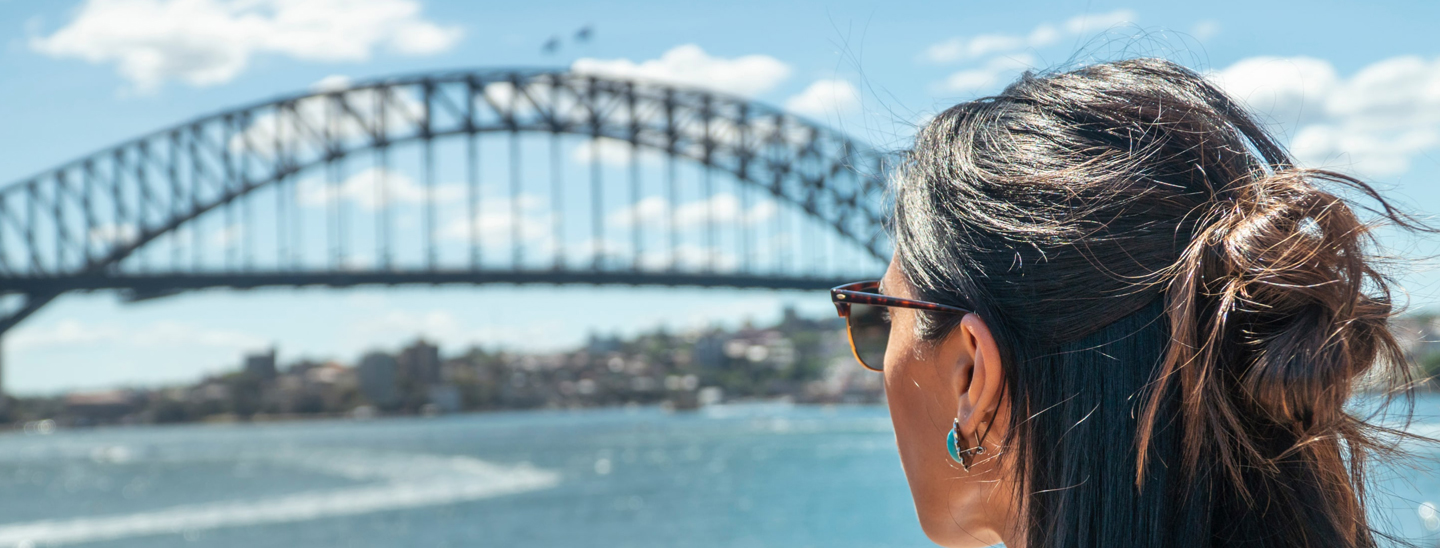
[0,401,1436,547]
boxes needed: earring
[947,418,987,471]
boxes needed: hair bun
[1161,168,1400,440]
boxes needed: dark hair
[892,58,1430,548]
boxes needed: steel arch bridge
[0,69,892,343]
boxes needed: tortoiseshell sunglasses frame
[830,280,972,371]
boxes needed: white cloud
[9,319,121,350]
[1290,125,1439,177]
[477,80,522,108]
[562,109,814,167]
[636,243,739,272]
[924,34,1026,64]
[1326,56,1440,129]
[570,137,665,167]
[230,74,423,156]
[1061,10,1137,35]
[484,74,815,164]
[783,79,861,119]
[88,223,138,246]
[941,69,1000,93]
[296,167,463,211]
[572,44,791,97]
[354,309,464,341]
[939,54,1038,94]
[1209,55,1440,177]
[9,318,266,353]
[922,10,1136,64]
[349,308,566,352]
[673,193,775,228]
[209,222,243,248]
[608,193,776,231]
[439,193,553,246]
[1190,20,1221,42]
[30,0,462,91]
[1207,56,1337,127]
[311,74,354,92]
[609,196,668,230]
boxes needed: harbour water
[0,401,1436,547]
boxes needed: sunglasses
[830,281,972,371]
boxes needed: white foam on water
[0,452,560,547]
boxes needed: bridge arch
[0,69,892,333]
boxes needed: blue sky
[3,0,1439,395]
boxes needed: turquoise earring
[948,418,987,471]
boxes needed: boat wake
[0,450,560,547]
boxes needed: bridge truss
[0,69,892,378]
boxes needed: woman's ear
[948,313,1005,432]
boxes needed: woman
[831,58,1429,548]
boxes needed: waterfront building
[398,339,441,386]
[243,348,278,380]
[356,352,400,408]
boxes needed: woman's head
[882,58,1422,548]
